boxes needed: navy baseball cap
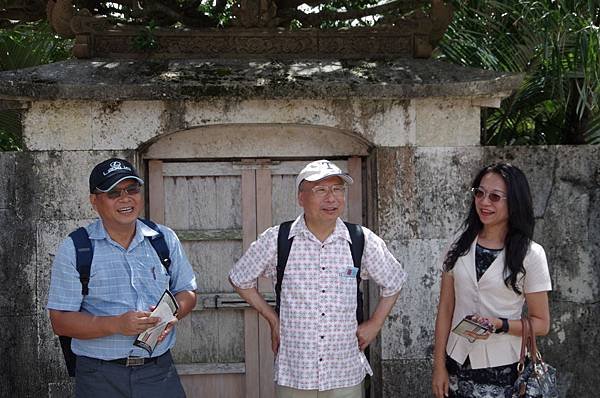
[89,158,144,193]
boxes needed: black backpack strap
[344,222,365,324]
[139,218,172,272]
[68,227,93,296]
[275,221,294,315]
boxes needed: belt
[107,352,165,367]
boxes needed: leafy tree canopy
[439,0,600,145]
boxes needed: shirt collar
[288,214,351,243]
[88,219,158,249]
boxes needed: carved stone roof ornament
[44,0,452,59]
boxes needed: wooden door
[147,157,362,398]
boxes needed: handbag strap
[517,318,529,372]
[526,317,542,364]
[518,317,542,373]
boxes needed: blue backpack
[58,219,171,377]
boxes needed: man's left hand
[157,319,178,343]
[356,319,382,351]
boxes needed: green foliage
[0,21,71,69]
[438,0,600,145]
[0,21,72,151]
[132,20,159,51]
[0,110,22,151]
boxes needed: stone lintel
[0,99,29,110]
[0,58,523,102]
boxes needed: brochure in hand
[133,290,179,355]
[452,316,491,343]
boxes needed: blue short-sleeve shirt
[47,219,197,360]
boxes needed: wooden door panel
[164,177,192,229]
[155,162,247,396]
[183,240,242,293]
[180,374,245,397]
[149,158,362,398]
[188,309,245,363]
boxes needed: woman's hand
[432,364,449,398]
[464,314,497,341]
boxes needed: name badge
[341,266,359,278]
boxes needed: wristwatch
[494,317,509,334]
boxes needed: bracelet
[494,318,509,334]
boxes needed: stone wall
[0,150,135,398]
[1,145,598,397]
[376,145,600,398]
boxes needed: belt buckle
[125,356,145,367]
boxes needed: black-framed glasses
[310,184,347,198]
[471,187,506,202]
[99,184,141,199]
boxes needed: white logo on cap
[103,161,132,176]
[320,160,334,170]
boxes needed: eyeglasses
[309,184,347,198]
[471,187,507,202]
[98,184,141,199]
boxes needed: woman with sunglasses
[432,163,552,398]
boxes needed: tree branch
[278,0,426,26]
[141,1,213,27]
[278,0,425,13]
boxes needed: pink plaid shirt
[229,215,407,391]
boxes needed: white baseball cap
[296,160,354,190]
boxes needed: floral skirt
[446,355,518,398]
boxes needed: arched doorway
[141,124,372,398]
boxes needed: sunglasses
[471,187,507,202]
[99,184,141,199]
[310,184,347,198]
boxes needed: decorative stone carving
[232,0,279,28]
[46,0,75,38]
[37,0,454,59]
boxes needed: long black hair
[443,163,534,294]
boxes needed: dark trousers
[75,351,186,398]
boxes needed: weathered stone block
[0,221,36,315]
[185,98,339,133]
[381,359,433,398]
[0,152,15,210]
[382,239,446,360]
[183,98,413,147]
[92,101,165,150]
[48,381,75,398]
[23,101,93,151]
[541,301,600,398]
[414,98,480,146]
[0,315,42,397]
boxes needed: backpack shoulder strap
[344,222,365,323]
[68,227,93,296]
[275,221,294,315]
[344,222,365,272]
[139,218,172,272]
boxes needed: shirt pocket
[134,260,170,296]
[337,266,359,312]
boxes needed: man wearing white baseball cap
[230,159,407,397]
[47,158,197,398]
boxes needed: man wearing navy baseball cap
[230,159,407,397]
[88,158,144,193]
[47,158,197,398]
